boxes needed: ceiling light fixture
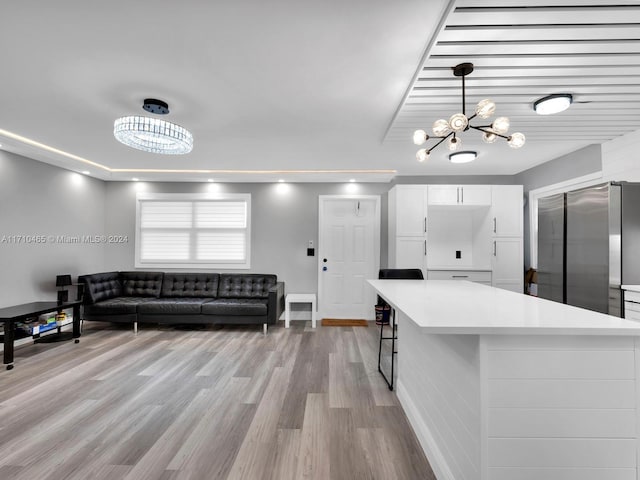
[449,151,477,164]
[413,63,525,163]
[114,99,193,155]
[533,94,573,115]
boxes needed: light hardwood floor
[0,321,435,480]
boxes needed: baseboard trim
[396,380,456,480]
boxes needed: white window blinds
[135,193,251,269]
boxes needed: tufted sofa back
[121,272,163,297]
[218,274,277,299]
[161,273,220,298]
[79,271,122,304]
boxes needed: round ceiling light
[449,151,477,164]
[114,99,193,155]
[533,94,573,115]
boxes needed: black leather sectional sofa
[78,271,285,334]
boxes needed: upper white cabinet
[428,185,491,206]
[491,185,523,237]
[394,186,428,237]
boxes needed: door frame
[317,194,381,320]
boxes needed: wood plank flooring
[0,321,435,480]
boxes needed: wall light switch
[456,250,462,259]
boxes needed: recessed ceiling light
[278,179,285,183]
[533,94,573,115]
[132,177,140,182]
[207,178,214,182]
[82,170,90,175]
[349,179,356,183]
[449,151,477,164]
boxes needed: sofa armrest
[267,282,285,324]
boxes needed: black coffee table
[0,301,82,370]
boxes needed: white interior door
[318,195,380,320]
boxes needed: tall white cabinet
[388,186,428,273]
[388,184,524,293]
[491,185,524,292]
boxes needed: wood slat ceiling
[385,1,640,150]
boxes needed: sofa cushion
[85,297,153,315]
[161,273,220,298]
[79,272,122,304]
[218,274,277,299]
[202,298,268,316]
[137,298,210,315]
[121,272,163,297]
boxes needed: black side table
[0,300,82,370]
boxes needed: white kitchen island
[369,279,640,480]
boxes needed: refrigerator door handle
[493,241,497,256]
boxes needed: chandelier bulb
[416,149,429,162]
[491,116,510,135]
[508,132,526,149]
[432,119,451,137]
[413,129,429,146]
[482,131,497,144]
[447,136,461,151]
[448,113,468,132]
[475,99,496,119]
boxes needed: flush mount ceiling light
[114,99,193,155]
[413,63,525,163]
[533,94,573,115]
[449,151,477,164]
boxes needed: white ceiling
[1,0,639,182]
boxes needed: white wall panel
[488,467,635,480]
[398,315,481,480]
[488,438,636,468]
[489,408,636,438]
[487,350,634,379]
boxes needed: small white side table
[285,293,317,328]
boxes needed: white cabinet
[491,237,523,292]
[491,185,523,237]
[389,184,523,292]
[395,186,428,237]
[428,185,491,206]
[388,186,428,276]
[490,185,523,293]
[427,269,491,285]
[624,290,640,321]
[395,237,427,274]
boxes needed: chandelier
[114,99,193,155]
[413,63,525,163]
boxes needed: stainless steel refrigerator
[538,182,640,317]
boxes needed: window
[135,193,251,269]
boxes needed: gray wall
[104,181,390,294]
[0,151,106,307]
[0,144,602,307]
[514,144,603,268]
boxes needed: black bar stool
[377,268,424,390]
